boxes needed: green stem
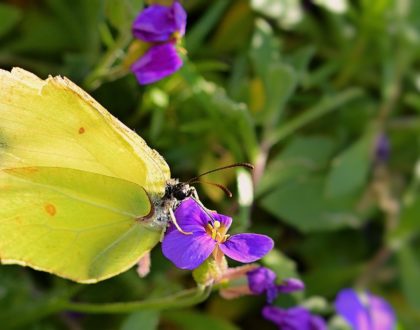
[267,88,363,147]
[83,32,132,90]
[2,286,211,328]
[60,285,211,314]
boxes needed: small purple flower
[375,134,390,163]
[262,306,327,330]
[247,267,304,303]
[131,2,187,85]
[335,288,396,330]
[131,43,182,84]
[162,198,274,270]
[132,2,186,42]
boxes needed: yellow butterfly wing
[0,68,170,282]
[0,68,170,195]
[0,167,160,283]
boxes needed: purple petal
[335,289,370,330]
[131,43,182,85]
[173,2,187,36]
[132,2,187,42]
[169,198,232,234]
[162,229,215,270]
[369,294,396,330]
[262,306,314,330]
[247,267,276,295]
[220,234,274,263]
[174,198,211,230]
[277,278,305,294]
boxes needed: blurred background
[0,0,419,328]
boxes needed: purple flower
[262,306,327,330]
[375,134,390,163]
[335,288,396,330]
[131,2,187,85]
[131,43,182,84]
[247,267,304,303]
[162,198,274,270]
[132,2,186,42]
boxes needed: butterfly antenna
[190,180,233,198]
[188,162,254,183]
[190,196,217,223]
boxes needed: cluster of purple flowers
[247,267,326,330]
[160,197,325,329]
[131,1,186,84]
[159,196,397,329]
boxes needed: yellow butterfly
[0,68,191,283]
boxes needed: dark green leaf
[326,132,375,197]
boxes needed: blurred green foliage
[0,0,420,328]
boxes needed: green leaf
[250,19,297,124]
[250,19,281,78]
[390,195,420,243]
[257,135,335,196]
[268,88,364,146]
[260,176,360,232]
[121,311,160,330]
[280,135,336,168]
[0,4,21,39]
[398,245,420,310]
[179,63,258,161]
[326,132,375,197]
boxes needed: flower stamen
[206,220,229,243]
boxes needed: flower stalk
[60,285,212,314]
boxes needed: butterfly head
[164,180,194,202]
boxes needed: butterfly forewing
[0,68,170,195]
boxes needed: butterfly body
[151,179,194,226]
[0,68,183,283]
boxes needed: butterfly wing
[0,68,170,282]
[0,68,170,195]
[0,167,161,283]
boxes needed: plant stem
[60,285,211,314]
[83,32,132,90]
[3,285,211,328]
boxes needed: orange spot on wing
[45,204,57,216]
[78,127,85,134]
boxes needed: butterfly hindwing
[0,166,161,283]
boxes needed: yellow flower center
[171,31,182,42]
[206,220,230,243]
